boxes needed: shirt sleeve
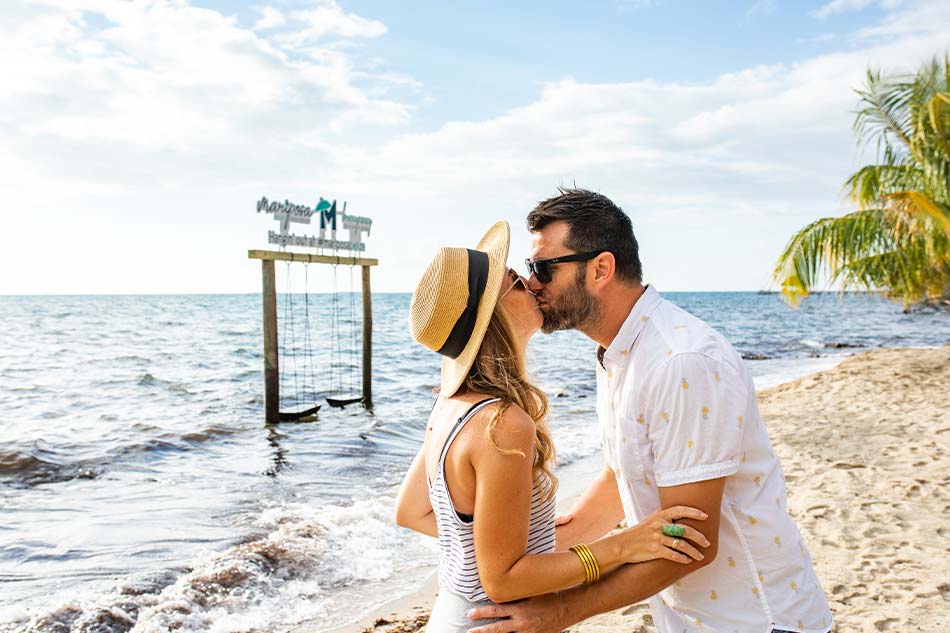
[645,352,744,487]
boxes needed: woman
[395,222,709,631]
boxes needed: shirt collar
[598,285,662,370]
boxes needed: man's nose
[526,275,543,294]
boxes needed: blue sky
[1,0,948,294]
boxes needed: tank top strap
[437,397,501,468]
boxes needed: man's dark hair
[526,188,642,282]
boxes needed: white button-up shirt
[596,286,832,633]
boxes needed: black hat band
[436,249,490,359]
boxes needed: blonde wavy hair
[457,301,558,499]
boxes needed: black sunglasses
[524,251,606,284]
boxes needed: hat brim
[439,221,510,396]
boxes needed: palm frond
[838,224,950,306]
[776,54,950,308]
[854,69,915,160]
[883,191,950,233]
[845,164,925,208]
[927,92,950,156]
[771,209,893,306]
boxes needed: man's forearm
[555,465,624,551]
[558,501,718,625]
[557,555,707,626]
[555,517,607,552]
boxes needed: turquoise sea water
[1,291,948,632]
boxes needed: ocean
[1,290,948,632]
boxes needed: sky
[1,0,948,294]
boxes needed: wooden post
[262,260,279,424]
[361,264,373,409]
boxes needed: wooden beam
[262,259,279,424]
[361,264,373,409]
[249,249,378,267]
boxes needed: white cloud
[813,0,905,19]
[856,0,950,36]
[796,32,837,43]
[0,0,408,154]
[252,5,285,31]
[315,1,947,201]
[281,3,387,46]
[814,0,876,19]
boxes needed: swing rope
[276,260,320,422]
[281,261,298,409]
[302,263,317,407]
[325,256,363,408]
[348,264,359,395]
[330,263,340,396]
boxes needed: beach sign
[256,195,372,252]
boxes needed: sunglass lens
[535,262,552,284]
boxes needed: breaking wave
[0,498,410,633]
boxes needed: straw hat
[409,221,510,396]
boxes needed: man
[469,189,832,633]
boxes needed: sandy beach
[318,346,950,633]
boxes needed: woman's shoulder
[458,397,535,453]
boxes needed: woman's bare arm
[394,445,438,537]
[470,406,708,604]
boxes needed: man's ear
[591,252,616,287]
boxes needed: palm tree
[772,55,950,310]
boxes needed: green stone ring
[662,524,686,537]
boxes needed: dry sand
[336,347,950,633]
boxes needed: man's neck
[580,282,646,351]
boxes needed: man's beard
[540,267,603,334]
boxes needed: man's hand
[467,593,568,633]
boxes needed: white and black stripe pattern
[428,398,556,602]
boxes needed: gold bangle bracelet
[569,544,593,583]
[570,544,601,584]
[581,544,601,582]
[584,545,600,582]
[577,545,595,583]
[578,544,600,583]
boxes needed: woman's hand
[620,506,710,564]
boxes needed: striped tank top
[427,398,556,602]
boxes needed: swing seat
[326,396,363,408]
[277,405,321,422]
